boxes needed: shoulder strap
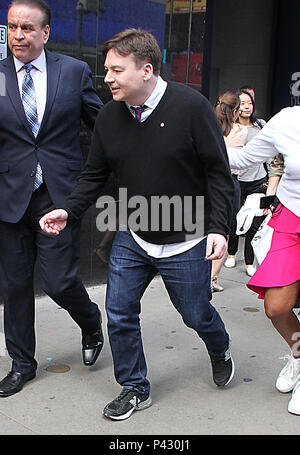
[255,119,264,129]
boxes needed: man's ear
[143,63,153,81]
[43,25,50,44]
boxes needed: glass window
[163,0,207,92]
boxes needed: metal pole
[95,0,100,75]
[168,0,174,49]
[76,1,83,58]
[185,0,193,84]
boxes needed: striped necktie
[132,105,148,122]
[22,63,43,190]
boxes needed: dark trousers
[0,185,100,374]
[106,230,229,394]
[228,175,241,238]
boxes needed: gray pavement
[0,247,300,436]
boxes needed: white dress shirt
[125,76,204,258]
[14,50,47,128]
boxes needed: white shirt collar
[142,76,167,110]
[126,76,167,113]
[14,50,46,73]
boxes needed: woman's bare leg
[264,281,300,358]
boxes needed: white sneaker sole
[288,402,300,415]
[276,381,298,393]
[224,358,235,386]
[103,396,152,421]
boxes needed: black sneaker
[103,389,152,420]
[210,348,235,386]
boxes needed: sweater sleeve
[62,113,112,223]
[192,95,234,237]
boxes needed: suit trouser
[0,184,100,374]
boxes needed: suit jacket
[0,49,103,223]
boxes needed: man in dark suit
[0,0,104,397]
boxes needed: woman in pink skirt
[227,105,300,415]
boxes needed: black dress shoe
[0,371,36,397]
[82,325,104,366]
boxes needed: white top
[13,51,47,127]
[125,76,204,257]
[126,75,167,122]
[237,125,267,182]
[227,106,300,217]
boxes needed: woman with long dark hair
[211,91,247,292]
[224,90,267,276]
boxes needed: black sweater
[63,81,234,244]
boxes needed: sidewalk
[0,248,300,436]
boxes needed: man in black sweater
[40,28,235,421]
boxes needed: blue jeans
[105,230,229,394]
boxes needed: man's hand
[206,233,227,260]
[39,209,68,235]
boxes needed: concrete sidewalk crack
[0,409,40,435]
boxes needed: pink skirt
[247,204,300,299]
